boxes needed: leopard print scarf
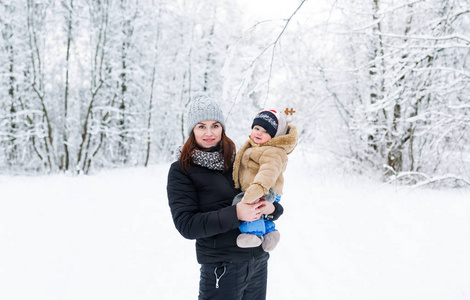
[177,147,227,171]
[191,149,225,171]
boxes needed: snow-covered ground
[1,149,469,300]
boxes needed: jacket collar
[248,125,298,154]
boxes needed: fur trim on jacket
[233,125,298,203]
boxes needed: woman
[167,94,284,300]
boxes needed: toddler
[232,109,298,251]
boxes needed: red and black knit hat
[251,109,288,138]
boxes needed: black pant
[198,253,269,300]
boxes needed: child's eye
[213,124,219,128]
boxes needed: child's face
[250,125,272,144]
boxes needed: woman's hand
[236,200,264,222]
[235,198,275,222]
[257,199,275,215]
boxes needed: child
[232,109,298,251]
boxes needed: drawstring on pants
[214,266,226,289]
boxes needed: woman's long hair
[179,130,236,173]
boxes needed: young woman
[167,94,284,300]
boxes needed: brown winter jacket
[233,125,298,203]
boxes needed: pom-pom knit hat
[251,109,288,138]
[186,94,225,136]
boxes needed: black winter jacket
[167,161,283,264]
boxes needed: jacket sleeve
[167,163,241,240]
[271,201,284,221]
[244,148,287,203]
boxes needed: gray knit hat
[186,94,225,136]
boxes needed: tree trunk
[63,0,74,171]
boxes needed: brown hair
[179,130,236,173]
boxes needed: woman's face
[193,120,223,148]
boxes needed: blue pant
[198,253,269,300]
[239,219,276,236]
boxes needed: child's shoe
[237,233,263,248]
[261,230,280,252]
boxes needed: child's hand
[242,196,260,204]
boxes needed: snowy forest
[1,0,469,187]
